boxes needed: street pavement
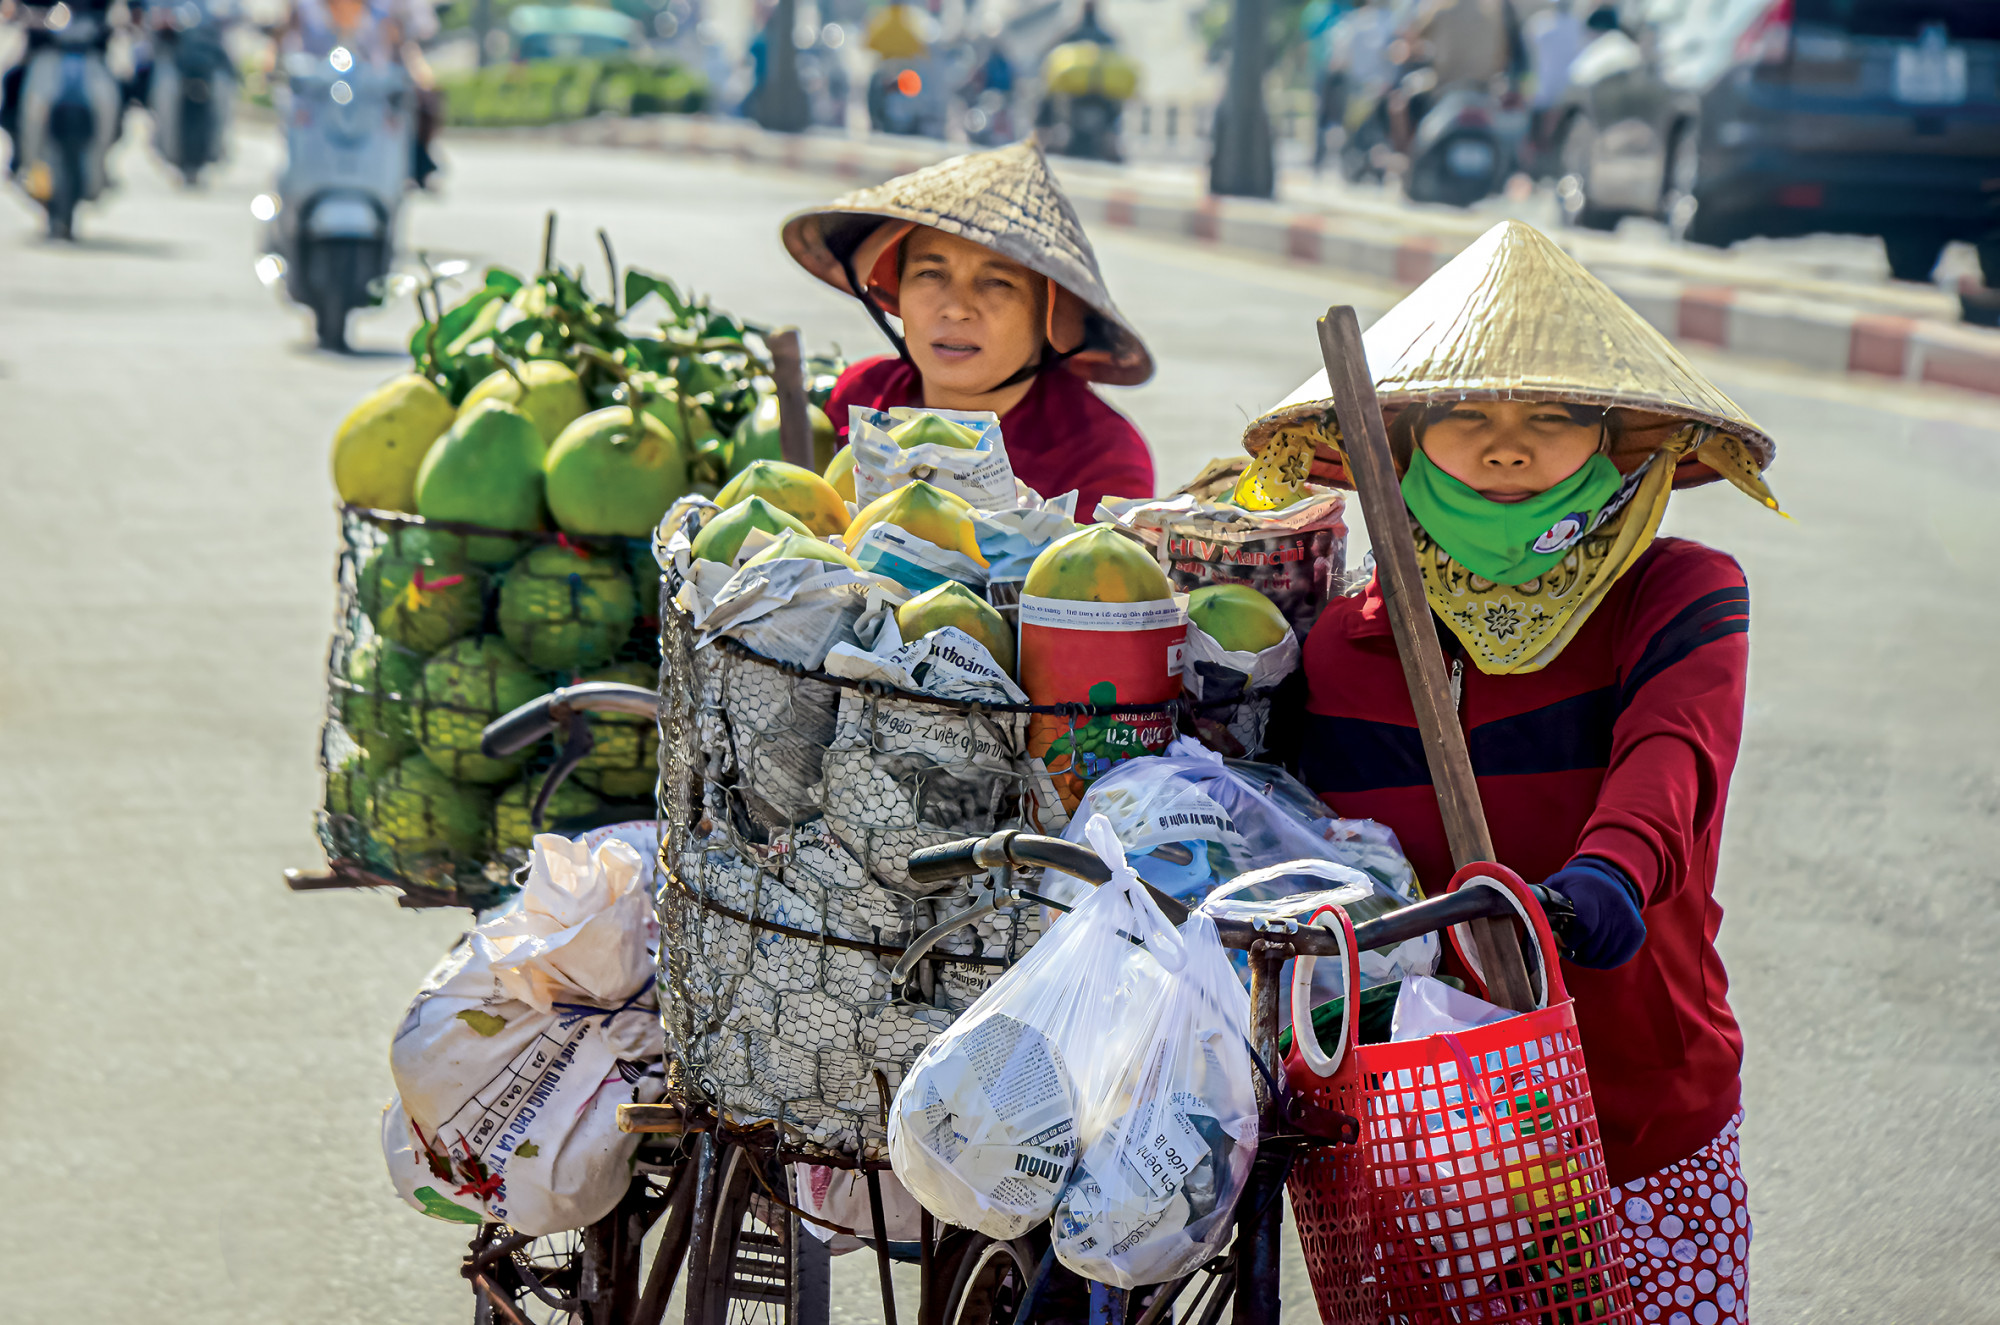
[2,128,1996,1324]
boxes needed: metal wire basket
[311,505,662,910]
[652,594,1180,1161]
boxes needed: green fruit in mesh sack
[570,661,658,799]
[414,637,553,783]
[493,777,604,852]
[367,755,493,867]
[323,722,371,819]
[496,543,637,671]
[357,544,486,654]
[340,635,425,751]
[414,401,548,565]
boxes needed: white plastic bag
[1389,973,1515,1041]
[1052,910,1258,1288]
[387,834,664,1235]
[887,815,1185,1239]
[791,1165,926,1255]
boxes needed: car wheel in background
[1882,227,1948,283]
[1555,115,1618,231]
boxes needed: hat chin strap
[839,247,911,365]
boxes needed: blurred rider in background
[271,0,440,184]
[0,0,118,172]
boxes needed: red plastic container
[1285,865,1636,1324]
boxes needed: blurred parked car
[509,4,641,61]
[1552,0,2000,290]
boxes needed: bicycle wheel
[941,1235,1040,1325]
[697,1144,798,1325]
[468,1164,682,1325]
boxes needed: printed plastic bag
[887,815,1185,1239]
[1044,739,1422,910]
[1053,909,1258,1288]
[387,834,664,1235]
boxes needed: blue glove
[1541,858,1645,970]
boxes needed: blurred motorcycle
[10,0,122,239]
[147,0,236,185]
[1036,38,1135,161]
[264,49,412,350]
[1404,83,1528,206]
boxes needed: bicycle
[460,679,1556,1325]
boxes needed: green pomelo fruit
[1187,583,1291,653]
[331,374,456,513]
[414,401,548,564]
[341,635,426,746]
[496,544,638,671]
[888,413,979,451]
[741,530,862,572]
[544,407,688,538]
[571,661,660,799]
[323,722,371,819]
[357,547,486,654]
[726,395,837,476]
[414,637,553,783]
[690,496,811,565]
[459,359,589,446]
[714,460,850,537]
[1023,525,1173,603]
[493,777,604,852]
[638,389,723,453]
[367,755,493,866]
[896,581,1016,675]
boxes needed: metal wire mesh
[317,506,662,910]
[654,598,1070,1159]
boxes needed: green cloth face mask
[1401,448,1625,586]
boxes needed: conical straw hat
[1243,220,1773,486]
[782,141,1153,386]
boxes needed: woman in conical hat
[1255,220,1777,1325]
[782,141,1155,514]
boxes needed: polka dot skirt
[1613,1110,1750,1325]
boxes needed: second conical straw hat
[1244,220,1773,482]
[782,141,1152,385]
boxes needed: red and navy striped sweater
[1300,537,1751,1182]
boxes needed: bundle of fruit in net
[316,220,843,906]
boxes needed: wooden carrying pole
[1315,307,1536,1012]
[767,327,816,470]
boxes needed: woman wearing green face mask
[1248,220,1784,1325]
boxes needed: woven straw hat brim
[1243,220,1774,486]
[782,142,1154,386]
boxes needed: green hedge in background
[437,58,707,127]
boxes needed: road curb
[544,115,2000,400]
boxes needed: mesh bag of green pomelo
[316,509,664,909]
[309,225,843,908]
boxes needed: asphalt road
[2,128,1996,1324]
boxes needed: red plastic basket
[1284,865,1636,1325]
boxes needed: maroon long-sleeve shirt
[825,356,1155,516]
[1299,537,1751,1182]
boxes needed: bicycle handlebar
[904,831,1540,958]
[479,683,658,759]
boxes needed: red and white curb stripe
[552,116,2000,399]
